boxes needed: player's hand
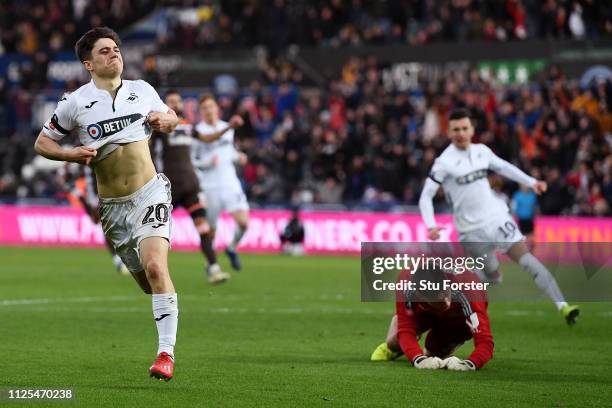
[148,111,178,133]
[428,226,444,241]
[91,206,101,224]
[229,115,244,129]
[413,355,443,369]
[442,356,476,371]
[533,181,547,195]
[66,146,97,165]
[211,155,219,167]
[237,152,248,166]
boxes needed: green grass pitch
[1,247,611,407]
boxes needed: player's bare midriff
[93,139,156,198]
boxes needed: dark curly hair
[74,27,121,63]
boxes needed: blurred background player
[280,207,305,256]
[370,267,494,371]
[419,109,580,325]
[193,95,250,272]
[512,184,539,248]
[68,165,129,275]
[151,90,229,284]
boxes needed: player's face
[84,38,123,79]
[424,297,451,312]
[417,289,451,312]
[200,99,219,122]
[165,93,183,115]
[448,117,474,150]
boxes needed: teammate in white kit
[34,27,180,380]
[418,109,579,325]
[193,95,249,272]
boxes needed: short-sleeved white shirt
[192,120,242,190]
[429,143,533,232]
[42,79,169,162]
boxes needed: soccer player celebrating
[34,27,180,381]
[371,267,494,370]
[418,109,579,325]
[151,90,229,284]
[193,95,250,272]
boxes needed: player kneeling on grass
[371,267,493,371]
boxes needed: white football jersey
[192,120,242,190]
[420,143,536,233]
[42,79,169,162]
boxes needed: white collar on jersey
[88,79,124,97]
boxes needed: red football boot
[149,352,174,381]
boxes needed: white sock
[208,263,221,276]
[112,254,123,268]
[473,267,502,284]
[228,225,246,250]
[518,253,567,311]
[152,293,178,356]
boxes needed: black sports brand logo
[154,314,170,321]
[85,101,98,109]
[126,93,139,103]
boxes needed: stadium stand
[0,0,610,216]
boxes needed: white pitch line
[0,293,352,307]
[0,295,139,306]
[5,305,612,317]
[504,310,546,317]
[4,305,386,315]
[3,296,611,318]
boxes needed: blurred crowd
[0,0,611,216]
[0,0,154,57]
[223,59,611,216]
[160,0,611,51]
[1,53,611,216]
[2,1,610,59]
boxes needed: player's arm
[485,146,547,194]
[419,162,445,240]
[231,148,248,166]
[141,80,179,133]
[442,303,493,371]
[466,302,494,369]
[395,301,442,369]
[34,133,98,164]
[395,305,423,361]
[192,154,219,170]
[195,115,244,143]
[35,95,97,164]
[147,109,179,133]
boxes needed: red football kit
[395,270,494,369]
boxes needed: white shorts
[201,186,249,228]
[458,212,524,275]
[99,174,173,273]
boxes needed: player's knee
[194,219,210,235]
[237,219,248,230]
[143,258,167,282]
[386,334,400,351]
